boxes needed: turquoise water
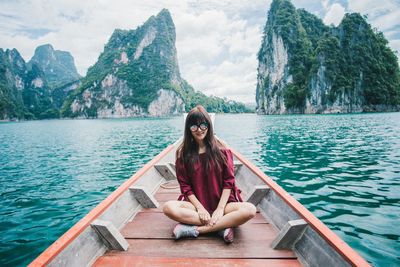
[0,113,399,266]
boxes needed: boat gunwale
[28,144,175,267]
[229,146,370,267]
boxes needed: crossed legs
[163,200,256,234]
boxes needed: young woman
[163,105,257,243]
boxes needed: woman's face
[190,121,208,144]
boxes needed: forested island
[256,0,400,114]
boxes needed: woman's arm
[187,194,211,225]
[210,188,231,225]
[210,149,236,225]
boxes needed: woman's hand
[210,207,224,226]
[197,207,211,225]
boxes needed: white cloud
[321,0,330,11]
[389,39,400,55]
[347,0,400,56]
[173,4,264,103]
[323,3,345,26]
[0,0,268,103]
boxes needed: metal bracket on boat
[272,219,308,250]
[91,219,129,251]
[129,185,159,208]
[154,163,176,181]
[246,185,270,206]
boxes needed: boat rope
[160,180,180,189]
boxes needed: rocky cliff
[61,9,188,118]
[0,45,80,120]
[29,44,80,88]
[256,0,400,114]
[0,48,55,120]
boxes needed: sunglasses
[189,122,208,132]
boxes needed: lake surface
[1,113,399,266]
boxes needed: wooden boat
[29,136,371,267]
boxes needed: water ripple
[216,113,400,266]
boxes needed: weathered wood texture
[49,226,106,267]
[93,188,301,266]
[155,163,176,181]
[121,212,275,240]
[258,183,353,267]
[91,220,129,251]
[272,219,308,249]
[129,186,159,208]
[246,185,270,206]
[294,227,352,267]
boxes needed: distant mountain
[1,9,250,121]
[29,44,80,88]
[0,45,80,120]
[0,48,56,120]
[256,0,400,114]
[61,9,250,118]
[61,9,186,118]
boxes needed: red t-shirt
[176,148,242,213]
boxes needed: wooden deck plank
[155,192,180,202]
[93,255,302,267]
[106,239,296,259]
[157,184,181,194]
[122,217,274,240]
[130,210,266,222]
[139,207,164,213]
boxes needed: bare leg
[163,200,203,226]
[197,202,256,234]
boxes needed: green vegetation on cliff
[258,0,400,111]
[260,0,314,109]
[29,44,80,88]
[62,9,249,118]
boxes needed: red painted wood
[121,221,277,242]
[155,192,180,202]
[108,239,296,259]
[122,216,273,240]
[131,208,266,223]
[93,256,302,267]
[157,181,181,194]
[140,207,163,213]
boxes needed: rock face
[61,9,188,118]
[0,48,53,120]
[0,9,251,120]
[256,0,400,114]
[29,44,80,88]
[148,89,184,116]
[0,45,80,120]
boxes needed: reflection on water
[1,113,399,266]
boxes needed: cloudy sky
[0,0,399,104]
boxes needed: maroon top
[176,148,243,213]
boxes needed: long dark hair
[176,105,227,174]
